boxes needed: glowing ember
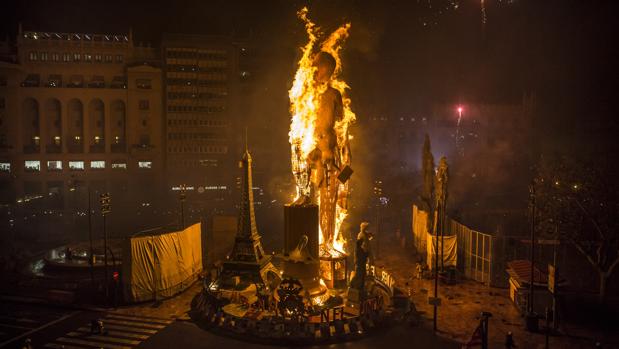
[288,7,355,258]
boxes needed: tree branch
[606,251,619,277]
[572,198,607,242]
[570,238,601,272]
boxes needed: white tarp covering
[426,234,457,270]
[122,223,202,303]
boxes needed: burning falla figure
[289,8,355,255]
[292,51,352,249]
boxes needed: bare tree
[535,155,619,303]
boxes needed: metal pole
[545,307,550,348]
[440,201,444,272]
[103,213,108,301]
[179,185,186,230]
[181,200,184,229]
[100,193,111,305]
[433,210,439,332]
[552,242,558,331]
[88,186,94,287]
[376,204,380,259]
[529,184,535,315]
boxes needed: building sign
[367,265,396,292]
[548,264,556,294]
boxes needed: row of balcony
[20,74,128,89]
[21,140,128,154]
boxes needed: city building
[0,25,163,210]
[161,33,253,204]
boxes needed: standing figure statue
[293,51,350,248]
[349,222,373,294]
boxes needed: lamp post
[526,181,537,331]
[179,184,187,229]
[87,186,94,287]
[100,193,111,301]
[69,177,94,288]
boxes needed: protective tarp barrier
[426,234,457,270]
[122,223,202,303]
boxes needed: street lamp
[100,193,111,301]
[526,181,537,331]
[69,177,95,288]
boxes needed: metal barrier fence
[412,205,494,286]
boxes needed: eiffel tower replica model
[218,147,279,290]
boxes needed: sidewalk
[109,281,202,320]
[374,238,616,348]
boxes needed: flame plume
[288,7,355,256]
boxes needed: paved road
[0,302,84,349]
[0,302,173,349]
[139,320,460,349]
[1,301,459,349]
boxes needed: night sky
[3,0,618,147]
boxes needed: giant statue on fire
[289,8,355,256]
[292,52,351,250]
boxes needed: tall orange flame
[288,7,355,256]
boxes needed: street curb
[0,294,108,312]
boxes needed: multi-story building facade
[161,34,251,202]
[0,26,163,210]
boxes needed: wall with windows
[161,34,245,193]
[0,29,164,208]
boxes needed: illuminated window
[94,54,102,63]
[40,52,48,61]
[0,162,10,172]
[112,162,127,170]
[47,160,62,171]
[51,52,60,62]
[138,161,152,169]
[29,52,37,61]
[69,161,84,170]
[73,53,81,62]
[25,160,40,172]
[90,161,105,169]
[115,54,123,63]
[104,54,113,63]
[84,53,92,62]
[63,53,71,62]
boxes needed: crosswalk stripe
[55,336,131,349]
[66,332,141,345]
[75,328,149,340]
[94,324,158,335]
[103,319,165,330]
[105,314,172,325]
[45,343,88,349]
[107,312,171,322]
